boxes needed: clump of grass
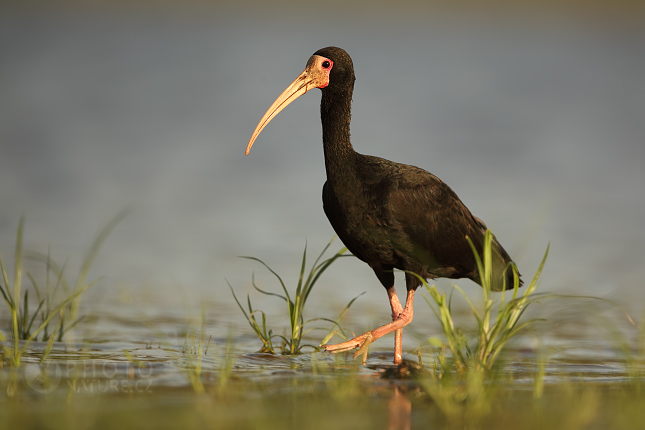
[229,238,360,355]
[179,312,212,394]
[133,304,215,394]
[421,230,549,373]
[0,213,126,367]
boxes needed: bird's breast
[322,180,400,265]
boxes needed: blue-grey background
[1,2,643,322]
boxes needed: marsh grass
[0,213,125,367]
[420,230,549,373]
[179,317,210,394]
[413,229,644,423]
[133,305,216,394]
[229,238,361,355]
[2,223,644,429]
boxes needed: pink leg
[323,289,415,364]
[394,329,403,365]
[388,288,404,365]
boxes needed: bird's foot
[322,331,376,364]
[323,290,416,365]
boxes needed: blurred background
[1,1,643,320]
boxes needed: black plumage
[246,46,521,364]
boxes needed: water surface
[1,3,643,325]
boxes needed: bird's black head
[312,47,355,93]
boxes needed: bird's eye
[322,60,331,69]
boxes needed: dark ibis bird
[246,47,521,365]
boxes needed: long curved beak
[245,57,329,155]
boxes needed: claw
[352,332,374,364]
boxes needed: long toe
[322,332,372,354]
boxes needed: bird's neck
[320,88,357,181]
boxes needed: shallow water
[6,290,640,394]
[2,290,644,430]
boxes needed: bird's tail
[490,236,522,291]
[471,231,522,292]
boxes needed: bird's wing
[354,155,518,288]
[360,157,485,275]
[397,177,482,267]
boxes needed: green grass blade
[70,210,128,321]
[17,280,92,359]
[305,249,349,302]
[318,291,364,344]
[0,255,12,306]
[0,260,12,308]
[242,256,292,304]
[39,310,64,365]
[249,272,287,303]
[25,298,45,339]
[295,240,308,300]
[228,280,275,352]
[21,289,29,339]
[13,216,25,316]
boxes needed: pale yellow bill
[245,55,331,155]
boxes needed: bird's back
[323,153,519,291]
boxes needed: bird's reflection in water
[388,386,412,430]
[375,359,429,430]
